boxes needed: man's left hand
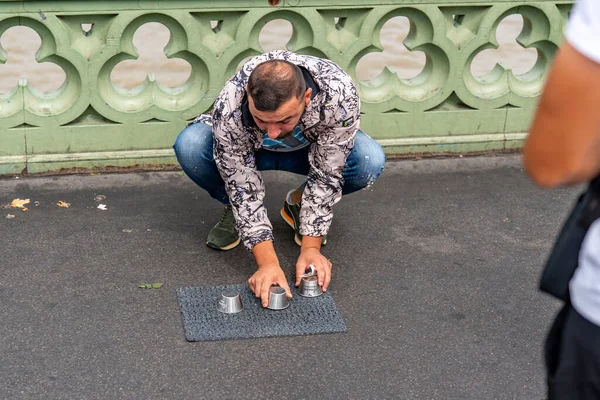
[295,247,332,291]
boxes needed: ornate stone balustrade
[0,0,572,174]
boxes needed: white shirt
[566,0,600,65]
[566,0,600,326]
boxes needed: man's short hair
[247,59,306,112]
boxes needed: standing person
[524,0,600,397]
[174,51,386,308]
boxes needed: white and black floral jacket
[190,50,360,250]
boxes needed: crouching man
[174,51,385,307]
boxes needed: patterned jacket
[191,51,360,250]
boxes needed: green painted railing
[0,0,571,174]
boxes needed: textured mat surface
[177,283,347,342]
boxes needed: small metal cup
[217,290,243,314]
[297,275,324,297]
[267,286,289,310]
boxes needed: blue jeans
[173,122,386,205]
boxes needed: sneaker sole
[280,207,302,246]
[206,237,241,251]
[280,206,295,230]
[280,207,327,247]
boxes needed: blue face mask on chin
[262,124,310,152]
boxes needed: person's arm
[524,42,600,188]
[296,76,360,289]
[211,81,274,249]
[211,83,292,304]
[300,79,359,238]
[214,128,293,304]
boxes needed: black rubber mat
[177,283,347,342]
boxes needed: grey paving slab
[0,155,575,400]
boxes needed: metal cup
[267,286,289,310]
[217,290,243,314]
[297,275,324,297]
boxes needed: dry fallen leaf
[94,195,106,202]
[10,198,30,209]
[21,208,28,212]
[6,214,15,219]
[57,201,70,208]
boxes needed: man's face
[248,89,312,140]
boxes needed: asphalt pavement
[0,155,575,400]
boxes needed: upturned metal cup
[297,275,324,297]
[217,290,243,314]
[267,286,289,310]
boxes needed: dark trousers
[545,303,600,399]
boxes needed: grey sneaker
[280,195,327,247]
[206,206,240,251]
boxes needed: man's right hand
[250,240,292,307]
[248,264,292,307]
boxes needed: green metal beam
[0,0,572,174]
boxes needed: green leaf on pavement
[139,282,163,289]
